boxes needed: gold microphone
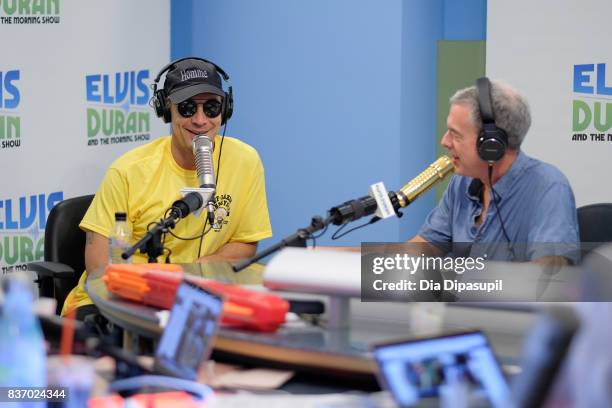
[395,155,454,208]
[329,156,454,225]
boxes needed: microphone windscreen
[172,192,203,219]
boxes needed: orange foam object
[104,264,288,332]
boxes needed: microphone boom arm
[122,211,180,263]
[232,215,333,272]
[232,156,453,272]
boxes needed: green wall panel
[435,40,486,201]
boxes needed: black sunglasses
[177,99,223,119]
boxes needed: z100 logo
[0,191,63,272]
[85,70,151,146]
[0,69,20,149]
[572,63,612,142]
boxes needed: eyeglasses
[177,99,223,119]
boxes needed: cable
[487,164,515,260]
[109,375,213,400]
[331,222,348,240]
[166,225,212,241]
[308,223,329,249]
[163,246,172,264]
[162,228,170,263]
[331,217,379,240]
[160,208,210,241]
[215,125,227,187]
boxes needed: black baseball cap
[164,59,225,103]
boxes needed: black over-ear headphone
[476,77,507,162]
[150,57,234,125]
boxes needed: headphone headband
[476,77,495,124]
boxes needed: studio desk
[86,262,535,379]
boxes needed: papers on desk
[208,368,294,390]
[264,248,361,296]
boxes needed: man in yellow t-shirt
[63,57,272,318]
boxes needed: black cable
[165,224,213,241]
[215,126,227,188]
[308,223,329,249]
[331,222,348,240]
[163,246,172,264]
[159,208,209,241]
[331,217,379,240]
[487,164,515,260]
[310,225,328,239]
[162,228,169,263]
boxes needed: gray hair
[449,80,531,149]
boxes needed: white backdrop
[0,0,170,270]
[487,0,612,206]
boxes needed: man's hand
[534,255,570,266]
[400,235,445,257]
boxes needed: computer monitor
[372,331,510,408]
[154,280,223,381]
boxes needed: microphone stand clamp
[179,187,216,217]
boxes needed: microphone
[193,135,216,225]
[394,155,453,208]
[170,135,217,221]
[193,135,215,190]
[329,156,453,225]
[170,192,203,219]
[233,156,453,272]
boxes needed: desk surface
[86,263,533,375]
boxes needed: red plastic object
[88,391,202,408]
[104,264,288,332]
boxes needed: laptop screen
[372,331,510,407]
[154,280,223,380]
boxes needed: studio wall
[487,0,611,206]
[172,0,487,250]
[0,0,170,270]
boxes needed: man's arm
[197,242,258,263]
[404,234,445,257]
[534,255,570,266]
[84,230,109,273]
[87,229,257,266]
[313,235,445,255]
[528,182,580,265]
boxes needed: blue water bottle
[0,272,46,407]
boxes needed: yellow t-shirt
[62,135,272,315]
